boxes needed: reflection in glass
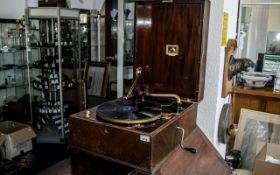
[238,4,280,63]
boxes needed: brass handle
[176,126,197,154]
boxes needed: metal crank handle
[176,126,197,154]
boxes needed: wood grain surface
[232,86,280,123]
[41,128,231,175]
[134,0,209,102]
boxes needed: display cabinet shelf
[25,7,82,143]
[0,19,28,122]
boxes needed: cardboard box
[0,121,36,160]
[253,143,280,175]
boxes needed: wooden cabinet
[44,127,231,175]
[232,86,280,123]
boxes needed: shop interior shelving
[25,7,82,143]
[0,19,29,123]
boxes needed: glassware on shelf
[0,19,28,110]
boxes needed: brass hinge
[162,0,173,3]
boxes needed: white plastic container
[240,72,272,88]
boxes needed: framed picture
[86,62,110,97]
[266,31,280,55]
[234,108,280,170]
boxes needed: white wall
[70,0,92,10]
[268,7,280,32]
[0,0,26,19]
[0,0,37,19]
[197,0,239,157]
[93,0,105,12]
[70,0,104,11]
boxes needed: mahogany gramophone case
[69,0,210,173]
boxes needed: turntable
[69,0,230,174]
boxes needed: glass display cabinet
[25,7,81,143]
[0,19,29,122]
[105,0,135,98]
[80,10,91,62]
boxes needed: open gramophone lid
[96,99,161,124]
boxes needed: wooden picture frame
[222,39,237,97]
[85,62,110,97]
[234,108,280,170]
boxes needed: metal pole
[57,7,65,141]
[97,14,101,62]
[237,0,242,57]
[25,8,34,126]
[46,19,50,56]
[51,19,54,43]
[117,0,124,97]
[77,16,83,110]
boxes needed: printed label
[140,135,150,142]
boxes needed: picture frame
[85,62,110,97]
[234,108,280,170]
[266,31,280,55]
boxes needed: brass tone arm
[142,92,182,113]
[124,67,143,100]
[145,93,182,104]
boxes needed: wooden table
[232,86,280,123]
[38,128,231,175]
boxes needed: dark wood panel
[152,128,231,175]
[69,103,197,173]
[69,117,151,169]
[151,103,197,169]
[41,127,230,175]
[135,2,208,102]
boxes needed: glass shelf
[0,18,28,115]
[0,83,27,90]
